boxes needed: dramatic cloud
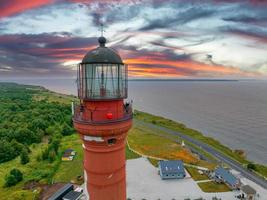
[0,0,53,18]
[0,0,266,78]
[0,33,97,76]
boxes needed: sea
[1,78,267,165]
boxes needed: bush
[247,163,256,171]
[48,150,56,163]
[4,168,23,187]
[0,140,16,163]
[20,148,30,165]
[42,148,49,160]
[62,123,73,136]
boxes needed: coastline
[0,82,267,199]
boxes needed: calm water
[2,78,267,165]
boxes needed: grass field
[197,181,231,193]
[33,90,77,105]
[134,110,267,177]
[53,134,83,184]
[128,124,198,164]
[185,167,209,181]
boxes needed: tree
[42,148,49,160]
[0,140,16,163]
[20,148,29,165]
[4,174,17,187]
[62,123,73,136]
[247,163,256,171]
[10,169,23,182]
[50,139,60,154]
[4,168,23,187]
[48,150,56,163]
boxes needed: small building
[48,184,74,200]
[63,191,83,200]
[241,185,257,200]
[62,149,76,161]
[159,160,186,180]
[214,167,241,189]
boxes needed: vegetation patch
[53,134,83,184]
[185,167,208,181]
[134,110,267,177]
[128,124,198,164]
[197,181,231,193]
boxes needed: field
[53,134,83,184]
[197,181,231,193]
[185,167,209,181]
[128,123,198,164]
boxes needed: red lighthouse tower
[73,36,132,200]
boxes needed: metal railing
[73,102,132,124]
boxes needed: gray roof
[159,160,185,174]
[63,191,83,200]
[241,185,256,195]
[215,167,239,186]
[48,184,74,200]
[82,37,123,64]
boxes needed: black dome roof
[81,37,123,64]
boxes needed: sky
[0,0,267,79]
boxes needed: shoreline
[2,82,266,166]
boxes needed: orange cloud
[125,57,258,77]
[0,0,53,18]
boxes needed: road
[135,120,267,189]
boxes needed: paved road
[135,120,267,189]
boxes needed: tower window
[107,138,117,145]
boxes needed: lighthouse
[73,36,132,200]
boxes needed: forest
[0,83,74,164]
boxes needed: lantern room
[77,37,127,100]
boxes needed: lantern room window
[77,63,128,99]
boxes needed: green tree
[247,163,256,171]
[4,168,23,187]
[0,140,16,163]
[62,123,73,136]
[10,168,23,182]
[42,148,49,160]
[48,150,56,163]
[50,139,60,154]
[4,174,17,187]
[20,148,29,165]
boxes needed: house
[214,167,241,189]
[62,191,83,200]
[62,149,76,161]
[241,185,257,200]
[48,184,74,200]
[159,160,186,180]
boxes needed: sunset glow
[0,0,266,78]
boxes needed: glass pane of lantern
[78,63,127,99]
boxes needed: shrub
[20,148,30,165]
[247,163,256,171]
[4,168,23,187]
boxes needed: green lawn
[197,181,231,193]
[53,134,141,184]
[126,145,141,160]
[128,124,198,164]
[53,134,83,184]
[185,167,208,181]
